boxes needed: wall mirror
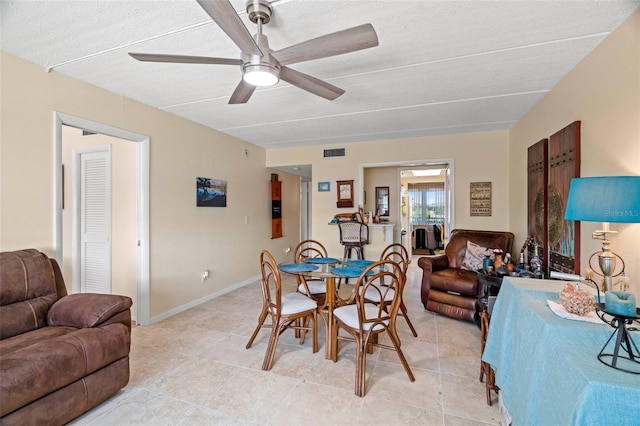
[375,186,389,216]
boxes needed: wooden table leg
[324,276,335,359]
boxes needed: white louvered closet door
[79,148,112,294]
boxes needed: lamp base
[588,250,626,293]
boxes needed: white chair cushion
[334,303,388,331]
[280,292,317,315]
[298,281,326,295]
[360,284,394,303]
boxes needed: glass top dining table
[278,258,376,359]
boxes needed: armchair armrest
[418,254,449,272]
[46,293,132,329]
[418,254,450,307]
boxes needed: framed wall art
[196,177,227,207]
[548,121,580,274]
[470,182,492,216]
[526,121,581,276]
[527,138,549,273]
[336,180,354,208]
[318,181,330,192]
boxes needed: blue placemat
[331,267,374,277]
[304,257,340,264]
[279,263,319,273]
[345,259,375,268]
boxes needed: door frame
[54,112,151,325]
[359,158,455,243]
[300,180,311,241]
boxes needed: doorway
[400,165,451,257]
[360,159,454,258]
[54,113,150,325]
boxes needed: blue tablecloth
[482,277,640,426]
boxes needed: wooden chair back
[259,250,284,317]
[294,239,328,261]
[380,243,410,276]
[354,260,404,331]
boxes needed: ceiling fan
[129,0,379,104]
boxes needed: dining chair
[245,250,318,370]
[338,221,369,260]
[338,221,369,289]
[331,259,415,397]
[479,309,499,405]
[376,243,418,337]
[293,239,328,304]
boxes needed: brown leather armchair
[418,229,514,322]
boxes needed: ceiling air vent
[323,148,346,158]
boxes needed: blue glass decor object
[605,291,637,317]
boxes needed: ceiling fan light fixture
[242,63,279,86]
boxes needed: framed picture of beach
[196,177,227,207]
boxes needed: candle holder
[594,303,640,374]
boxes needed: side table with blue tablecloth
[482,277,640,426]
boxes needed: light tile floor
[71,258,500,425]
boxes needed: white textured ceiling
[2,0,639,151]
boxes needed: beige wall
[509,10,640,299]
[62,125,137,318]
[0,52,301,321]
[363,166,396,222]
[267,131,511,259]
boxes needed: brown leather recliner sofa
[0,249,132,425]
[418,229,514,322]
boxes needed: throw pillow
[461,241,494,271]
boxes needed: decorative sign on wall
[470,182,492,216]
[271,178,282,239]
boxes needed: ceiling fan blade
[196,0,263,56]
[129,53,242,66]
[272,23,378,66]
[280,66,345,101]
[229,79,256,104]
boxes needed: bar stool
[338,221,369,260]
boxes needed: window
[408,183,445,225]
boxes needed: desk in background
[482,277,640,426]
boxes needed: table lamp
[565,176,640,293]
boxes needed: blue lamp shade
[565,176,640,223]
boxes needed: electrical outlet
[201,270,210,283]
[285,247,291,254]
[244,215,249,224]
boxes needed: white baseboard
[147,274,260,325]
